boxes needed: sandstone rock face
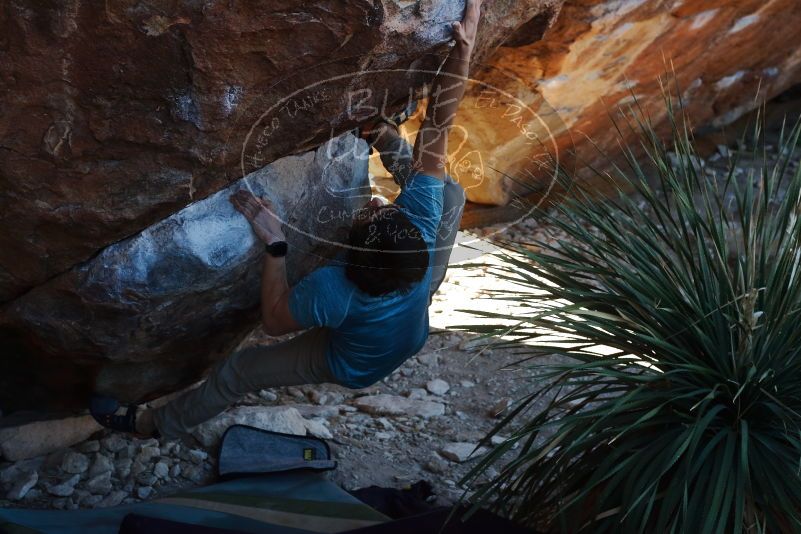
[0,0,563,414]
[454,0,801,205]
[0,134,369,412]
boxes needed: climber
[90,0,483,439]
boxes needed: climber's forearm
[412,43,473,178]
[230,188,300,336]
[427,43,473,132]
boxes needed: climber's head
[345,197,428,296]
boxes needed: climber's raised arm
[229,189,302,337]
[412,0,482,180]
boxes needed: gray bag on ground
[218,424,336,479]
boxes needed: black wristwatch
[265,240,288,257]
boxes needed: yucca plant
[458,99,801,533]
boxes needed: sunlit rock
[454,0,801,205]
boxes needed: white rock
[137,486,154,500]
[440,442,488,463]
[138,438,159,449]
[61,451,90,474]
[187,449,208,464]
[460,380,476,388]
[6,471,38,501]
[169,464,182,478]
[258,390,278,402]
[307,389,330,405]
[353,394,445,418]
[406,388,429,400]
[88,454,114,478]
[489,435,507,446]
[303,418,333,439]
[426,379,450,396]
[490,435,520,449]
[136,472,157,487]
[417,353,439,366]
[153,461,169,479]
[425,456,448,475]
[85,471,112,496]
[286,387,306,400]
[0,416,101,462]
[101,434,128,454]
[46,474,81,497]
[192,406,308,448]
[135,446,160,464]
[182,464,205,483]
[376,417,395,430]
[114,458,133,479]
[458,338,479,351]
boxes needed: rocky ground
[0,312,563,511]
[1,106,799,511]
[0,208,574,511]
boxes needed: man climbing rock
[91,0,484,439]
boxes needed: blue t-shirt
[289,173,445,388]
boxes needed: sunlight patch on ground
[429,231,622,359]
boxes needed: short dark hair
[345,206,429,296]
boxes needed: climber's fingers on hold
[230,191,259,219]
[452,21,464,41]
[231,199,250,219]
[238,191,262,212]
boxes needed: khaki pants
[154,137,465,441]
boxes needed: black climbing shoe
[90,394,160,438]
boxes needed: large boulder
[0,1,564,413]
[451,0,801,205]
[0,134,369,412]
